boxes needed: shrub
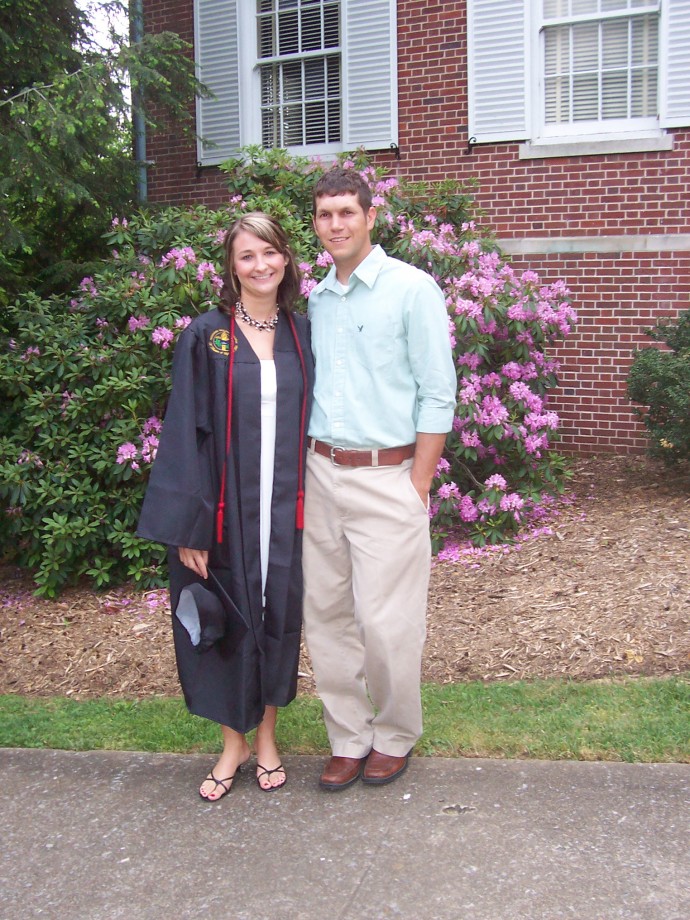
[0,148,576,594]
[627,309,690,464]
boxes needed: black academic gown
[137,307,313,733]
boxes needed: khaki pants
[302,450,431,758]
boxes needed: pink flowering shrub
[254,148,577,550]
[0,205,237,595]
[0,148,575,594]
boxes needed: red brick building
[141,0,690,453]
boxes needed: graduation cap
[175,570,248,654]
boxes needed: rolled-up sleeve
[407,274,457,434]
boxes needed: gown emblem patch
[209,329,238,355]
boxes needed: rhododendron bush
[0,148,576,595]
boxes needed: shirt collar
[314,245,386,294]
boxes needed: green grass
[1,676,688,763]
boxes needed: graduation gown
[137,307,313,733]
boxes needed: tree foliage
[0,0,202,305]
[0,149,576,596]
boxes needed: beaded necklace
[235,300,279,332]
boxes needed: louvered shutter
[467,0,528,142]
[342,0,398,149]
[194,0,397,159]
[663,0,690,127]
[195,0,241,165]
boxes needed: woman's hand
[178,547,209,579]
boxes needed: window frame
[530,0,664,146]
[245,0,344,156]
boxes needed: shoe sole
[361,757,409,786]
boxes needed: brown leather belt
[309,438,416,467]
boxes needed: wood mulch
[1,455,688,699]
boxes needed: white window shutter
[342,0,398,149]
[662,0,690,128]
[195,0,241,165]
[467,0,528,143]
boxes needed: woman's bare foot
[199,729,251,801]
[254,706,286,790]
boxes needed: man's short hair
[312,167,373,215]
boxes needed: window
[541,0,659,137]
[258,0,341,148]
[467,0,690,152]
[195,0,397,166]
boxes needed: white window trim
[526,0,667,152]
[238,3,344,158]
[519,133,673,158]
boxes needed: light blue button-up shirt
[307,245,457,448]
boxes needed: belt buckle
[330,445,344,465]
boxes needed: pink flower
[460,430,480,448]
[174,316,192,330]
[500,493,524,513]
[140,435,159,463]
[477,395,509,427]
[435,457,451,475]
[142,416,163,435]
[301,277,318,297]
[116,443,138,464]
[196,262,223,294]
[457,352,482,370]
[459,382,479,405]
[501,362,523,381]
[161,247,197,270]
[437,482,460,500]
[458,495,479,522]
[21,346,40,361]
[127,315,150,333]
[485,474,507,490]
[17,450,43,468]
[453,298,482,319]
[152,326,174,349]
[524,434,546,455]
[80,277,98,296]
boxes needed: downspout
[130,0,147,204]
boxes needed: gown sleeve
[137,323,217,550]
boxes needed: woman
[138,212,313,800]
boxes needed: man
[303,167,457,790]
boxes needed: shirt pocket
[351,308,404,371]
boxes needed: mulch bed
[1,456,688,698]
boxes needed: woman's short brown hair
[219,211,301,315]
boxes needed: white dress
[259,360,277,605]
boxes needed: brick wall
[505,252,690,454]
[141,0,690,455]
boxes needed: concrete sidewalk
[1,748,688,920]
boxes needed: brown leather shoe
[319,756,366,791]
[361,749,410,786]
